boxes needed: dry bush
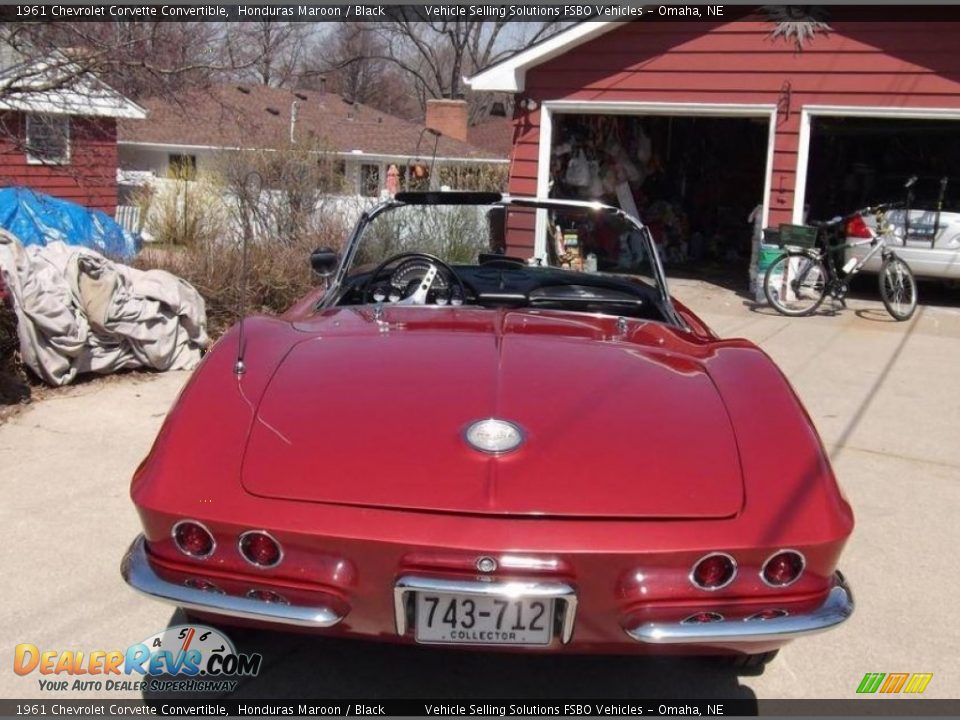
[0,287,30,405]
[436,163,509,192]
[143,171,230,248]
[135,220,346,338]
[134,144,356,337]
[213,142,349,248]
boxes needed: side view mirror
[310,247,339,278]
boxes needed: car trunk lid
[241,311,743,519]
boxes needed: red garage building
[0,45,145,214]
[468,14,960,265]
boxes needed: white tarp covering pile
[0,229,208,386]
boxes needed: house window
[25,114,70,164]
[168,154,197,180]
[360,163,381,197]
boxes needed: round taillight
[246,589,288,604]
[761,550,805,587]
[172,521,215,558]
[239,531,283,568]
[690,552,737,590]
[682,611,724,624]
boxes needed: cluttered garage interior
[545,110,958,280]
[467,18,960,286]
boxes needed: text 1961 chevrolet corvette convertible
[122,192,854,670]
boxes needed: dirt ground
[2,279,959,702]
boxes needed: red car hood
[241,310,743,519]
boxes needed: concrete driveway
[2,282,958,701]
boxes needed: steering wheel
[361,252,467,305]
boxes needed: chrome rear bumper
[626,571,853,644]
[121,535,345,628]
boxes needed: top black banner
[6,4,960,22]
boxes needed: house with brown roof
[1,35,146,213]
[117,84,508,197]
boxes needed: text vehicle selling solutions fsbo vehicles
[121,192,854,670]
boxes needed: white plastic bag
[565,150,591,188]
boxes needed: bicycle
[763,204,918,321]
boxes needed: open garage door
[548,112,771,275]
[805,116,959,221]
[804,115,960,281]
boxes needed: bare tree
[298,23,417,118]
[363,21,566,119]
[0,22,256,194]
[0,22,248,106]
[229,22,312,88]
[212,140,348,247]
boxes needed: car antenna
[426,128,441,180]
[235,171,263,376]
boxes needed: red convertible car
[122,193,854,670]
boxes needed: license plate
[414,593,554,646]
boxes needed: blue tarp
[0,187,139,259]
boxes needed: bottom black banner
[3,699,960,717]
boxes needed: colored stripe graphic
[903,673,934,694]
[857,672,933,694]
[880,673,909,693]
[857,673,885,693]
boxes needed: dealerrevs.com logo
[857,672,934,694]
[14,625,262,693]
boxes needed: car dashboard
[331,262,669,323]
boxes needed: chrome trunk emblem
[464,419,525,454]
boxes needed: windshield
[325,194,677,325]
[353,203,496,268]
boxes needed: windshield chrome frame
[319,194,684,327]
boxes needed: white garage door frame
[534,100,779,262]
[794,104,960,224]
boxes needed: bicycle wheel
[879,255,917,321]
[763,251,828,316]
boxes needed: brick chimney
[425,99,468,142]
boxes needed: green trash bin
[757,244,782,274]
[754,244,784,302]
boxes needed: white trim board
[465,22,625,93]
[532,100,778,262]
[793,105,960,224]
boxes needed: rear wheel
[764,252,828,316]
[879,255,917,321]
